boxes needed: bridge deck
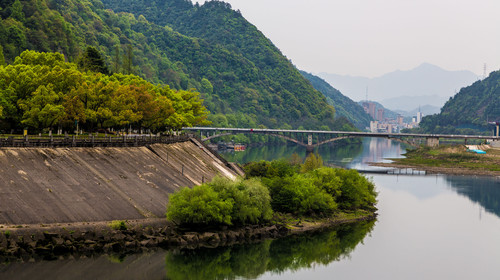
[184,127,500,140]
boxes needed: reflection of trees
[165,220,375,280]
[445,176,500,218]
[221,141,363,166]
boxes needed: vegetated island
[371,144,500,176]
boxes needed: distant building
[377,108,384,121]
[370,121,378,133]
[362,102,377,119]
[369,103,376,119]
[416,111,423,123]
[397,115,404,125]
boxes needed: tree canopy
[0,50,209,132]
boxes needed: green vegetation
[300,71,372,130]
[164,219,375,280]
[0,0,343,130]
[393,145,500,173]
[406,71,500,135]
[0,50,209,132]
[245,156,377,215]
[166,177,273,228]
[167,154,377,229]
[109,220,127,230]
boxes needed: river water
[3,138,500,279]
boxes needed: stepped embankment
[0,138,241,225]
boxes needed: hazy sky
[197,0,500,77]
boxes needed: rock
[43,232,58,240]
[125,241,137,248]
[52,237,64,246]
[183,234,199,244]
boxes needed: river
[2,138,500,279]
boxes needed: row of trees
[0,50,209,133]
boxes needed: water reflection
[164,220,375,280]
[220,141,363,166]
[445,176,500,218]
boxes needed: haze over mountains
[318,63,479,112]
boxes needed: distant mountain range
[394,105,441,118]
[318,63,479,111]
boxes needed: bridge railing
[0,134,192,148]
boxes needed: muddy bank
[0,214,376,262]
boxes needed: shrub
[166,185,233,226]
[166,177,272,227]
[300,153,323,173]
[109,220,127,230]
[334,169,377,211]
[264,174,337,215]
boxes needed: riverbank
[0,212,376,262]
[371,145,500,176]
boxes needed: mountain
[393,105,441,118]
[0,0,336,130]
[318,63,479,110]
[415,70,500,134]
[300,71,372,130]
[380,95,448,112]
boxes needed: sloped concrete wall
[0,140,240,225]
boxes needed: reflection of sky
[371,174,448,201]
[345,138,406,171]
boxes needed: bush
[166,177,272,227]
[247,158,377,215]
[109,220,127,230]
[264,174,337,216]
[334,169,377,211]
[166,184,233,226]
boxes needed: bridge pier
[306,145,314,154]
[426,137,439,147]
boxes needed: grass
[394,145,500,172]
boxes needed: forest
[0,50,209,133]
[0,0,347,131]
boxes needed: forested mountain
[300,71,371,130]
[0,0,338,130]
[412,71,500,135]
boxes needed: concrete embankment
[0,138,242,225]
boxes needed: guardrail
[0,134,191,148]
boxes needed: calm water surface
[3,138,500,279]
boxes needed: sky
[197,0,500,78]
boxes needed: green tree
[200,78,213,94]
[0,45,5,66]
[11,0,25,22]
[300,153,323,173]
[78,46,109,74]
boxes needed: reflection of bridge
[184,127,500,151]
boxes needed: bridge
[183,127,500,151]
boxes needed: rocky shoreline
[0,214,376,262]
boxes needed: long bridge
[183,127,500,151]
